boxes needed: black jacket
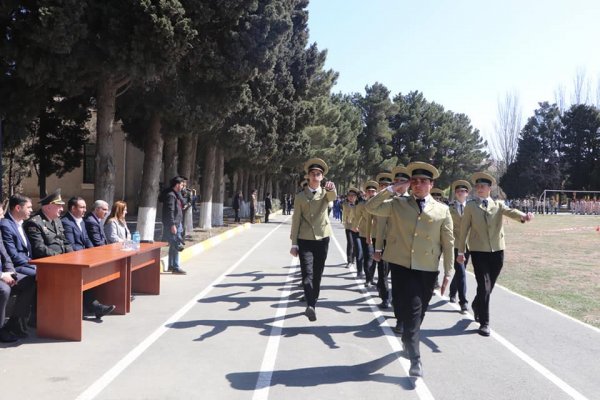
[162,189,183,228]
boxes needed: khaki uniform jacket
[449,201,468,250]
[352,202,373,239]
[290,186,337,245]
[458,198,525,253]
[342,202,356,230]
[366,190,454,275]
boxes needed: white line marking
[252,257,299,400]
[76,221,286,400]
[330,233,435,400]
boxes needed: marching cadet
[342,188,362,269]
[366,161,453,378]
[352,180,379,286]
[372,171,394,309]
[457,172,533,337]
[448,179,472,314]
[290,158,337,322]
[430,188,445,203]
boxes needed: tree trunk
[163,135,179,182]
[178,133,195,180]
[211,146,224,226]
[94,77,119,203]
[199,142,217,229]
[136,113,164,241]
[242,169,249,201]
[189,135,199,185]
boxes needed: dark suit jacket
[84,212,107,247]
[24,211,73,259]
[62,213,94,251]
[0,232,16,274]
[265,197,272,211]
[0,213,36,275]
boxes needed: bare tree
[491,91,522,176]
[571,67,590,105]
[595,74,600,108]
[554,84,567,112]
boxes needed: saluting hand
[393,180,410,194]
[324,181,335,191]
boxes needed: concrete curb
[160,223,252,271]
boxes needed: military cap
[347,187,360,195]
[407,161,440,180]
[451,179,472,192]
[303,158,329,175]
[375,172,394,185]
[391,166,410,182]
[363,180,379,192]
[471,172,496,186]
[39,189,65,205]
[430,188,444,198]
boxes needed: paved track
[1,213,599,399]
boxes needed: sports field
[497,214,600,328]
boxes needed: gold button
[414,233,418,237]
[418,217,421,221]
[411,250,415,253]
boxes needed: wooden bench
[33,242,165,341]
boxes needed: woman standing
[289,158,337,322]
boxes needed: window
[83,142,95,184]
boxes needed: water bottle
[132,231,141,250]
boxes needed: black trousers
[0,273,36,327]
[344,229,362,266]
[265,209,270,223]
[234,209,240,222]
[449,247,470,305]
[250,207,256,223]
[298,237,330,308]
[359,236,374,282]
[373,239,390,302]
[390,264,438,361]
[471,250,504,325]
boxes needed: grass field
[494,214,600,328]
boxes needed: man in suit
[161,176,186,274]
[0,233,36,342]
[290,158,337,322]
[457,172,533,336]
[84,200,109,247]
[62,197,94,251]
[25,189,115,320]
[264,192,272,223]
[448,180,472,314]
[366,161,454,377]
[1,194,36,276]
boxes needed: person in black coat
[264,192,272,223]
[84,200,109,247]
[161,176,186,274]
[0,194,36,276]
[62,197,94,251]
[232,191,243,223]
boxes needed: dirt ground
[496,214,600,328]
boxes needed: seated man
[0,233,35,342]
[62,196,94,251]
[0,194,36,277]
[84,200,109,247]
[24,190,114,320]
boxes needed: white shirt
[70,213,84,232]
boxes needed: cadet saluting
[290,158,337,322]
[457,172,533,337]
[366,161,453,378]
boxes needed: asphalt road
[1,213,598,400]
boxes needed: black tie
[459,204,464,215]
[482,199,488,208]
[416,198,425,214]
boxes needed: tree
[491,91,522,177]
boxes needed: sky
[306,0,600,150]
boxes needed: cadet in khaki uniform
[430,188,444,203]
[352,180,378,286]
[457,172,533,336]
[448,180,472,313]
[372,172,394,309]
[366,162,453,378]
[342,188,361,269]
[290,158,337,322]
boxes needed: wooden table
[34,242,165,341]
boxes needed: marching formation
[289,158,534,378]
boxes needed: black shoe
[478,324,491,336]
[172,268,187,275]
[6,318,28,338]
[305,306,317,322]
[345,262,351,269]
[95,304,116,319]
[409,359,423,377]
[449,296,457,303]
[0,328,19,343]
[460,303,468,314]
[379,300,390,309]
[392,321,404,335]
